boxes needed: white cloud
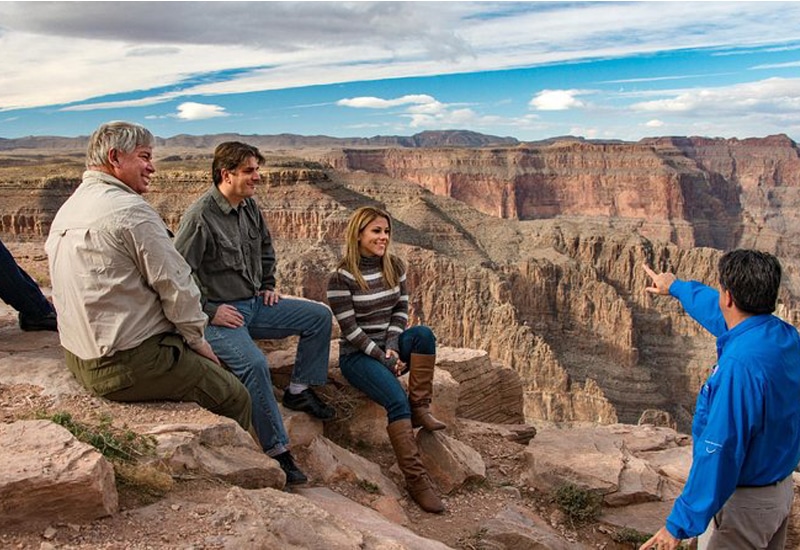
[62,95,176,111]
[646,119,665,128]
[337,95,436,109]
[3,2,800,113]
[630,77,800,116]
[751,60,800,70]
[337,93,493,131]
[174,102,229,121]
[530,90,586,111]
[408,107,478,129]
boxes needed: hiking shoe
[19,311,58,332]
[274,451,308,486]
[282,388,336,420]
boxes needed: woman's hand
[385,350,406,377]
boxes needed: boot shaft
[387,418,427,482]
[408,353,436,406]
[386,418,444,513]
[408,353,447,430]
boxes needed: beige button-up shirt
[46,170,208,360]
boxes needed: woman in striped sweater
[326,206,445,513]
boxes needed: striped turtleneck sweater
[326,255,408,366]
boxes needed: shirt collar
[210,184,248,215]
[83,170,140,196]
[717,313,772,354]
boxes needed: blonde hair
[338,206,400,290]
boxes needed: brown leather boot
[408,353,447,431]
[387,419,445,513]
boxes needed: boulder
[436,347,523,424]
[480,505,588,549]
[298,486,454,549]
[0,420,118,525]
[145,420,285,489]
[417,430,486,495]
[302,435,402,499]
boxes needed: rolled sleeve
[132,220,207,346]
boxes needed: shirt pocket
[691,368,715,437]
[208,238,243,273]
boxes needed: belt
[737,476,787,488]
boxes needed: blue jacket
[665,280,800,539]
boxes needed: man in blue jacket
[640,250,800,550]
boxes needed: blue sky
[2,1,800,141]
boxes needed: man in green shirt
[175,141,334,485]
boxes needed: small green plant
[358,479,381,494]
[612,527,652,546]
[553,482,603,525]
[44,411,156,463]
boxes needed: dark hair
[718,249,781,314]
[212,141,265,186]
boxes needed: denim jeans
[0,237,54,320]
[339,325,436,424]
[205,296,332,455]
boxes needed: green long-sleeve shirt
[174,184,276,319]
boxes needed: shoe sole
[282,402,336,421]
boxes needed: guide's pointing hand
[643,263,676,295]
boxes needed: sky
[2,1,800,142]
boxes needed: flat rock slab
[0,419,118,526]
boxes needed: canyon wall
[323,134,800,254]
[2,134,799,432]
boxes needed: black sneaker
[19,311,58,332]
[274,451,308,486]
[282,388,336,420]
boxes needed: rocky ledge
[2,299,799,549]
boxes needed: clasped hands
[384,349,406,377]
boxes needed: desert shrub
[553,482,603,525]
[612,527,652,546]
[114,461,173,498]
[45,411,156,462]
[358,479,380,494]
[43,411,169,498]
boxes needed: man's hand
[639,526,681,550]
[210,304,245,328]
[260,289,281,307]
[190,339,221,366]
[643,263,677,296]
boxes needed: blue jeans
[339,325,436,424]
[205,296,332,455]
[0,237,54,321]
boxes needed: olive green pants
[64,332,252,432]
